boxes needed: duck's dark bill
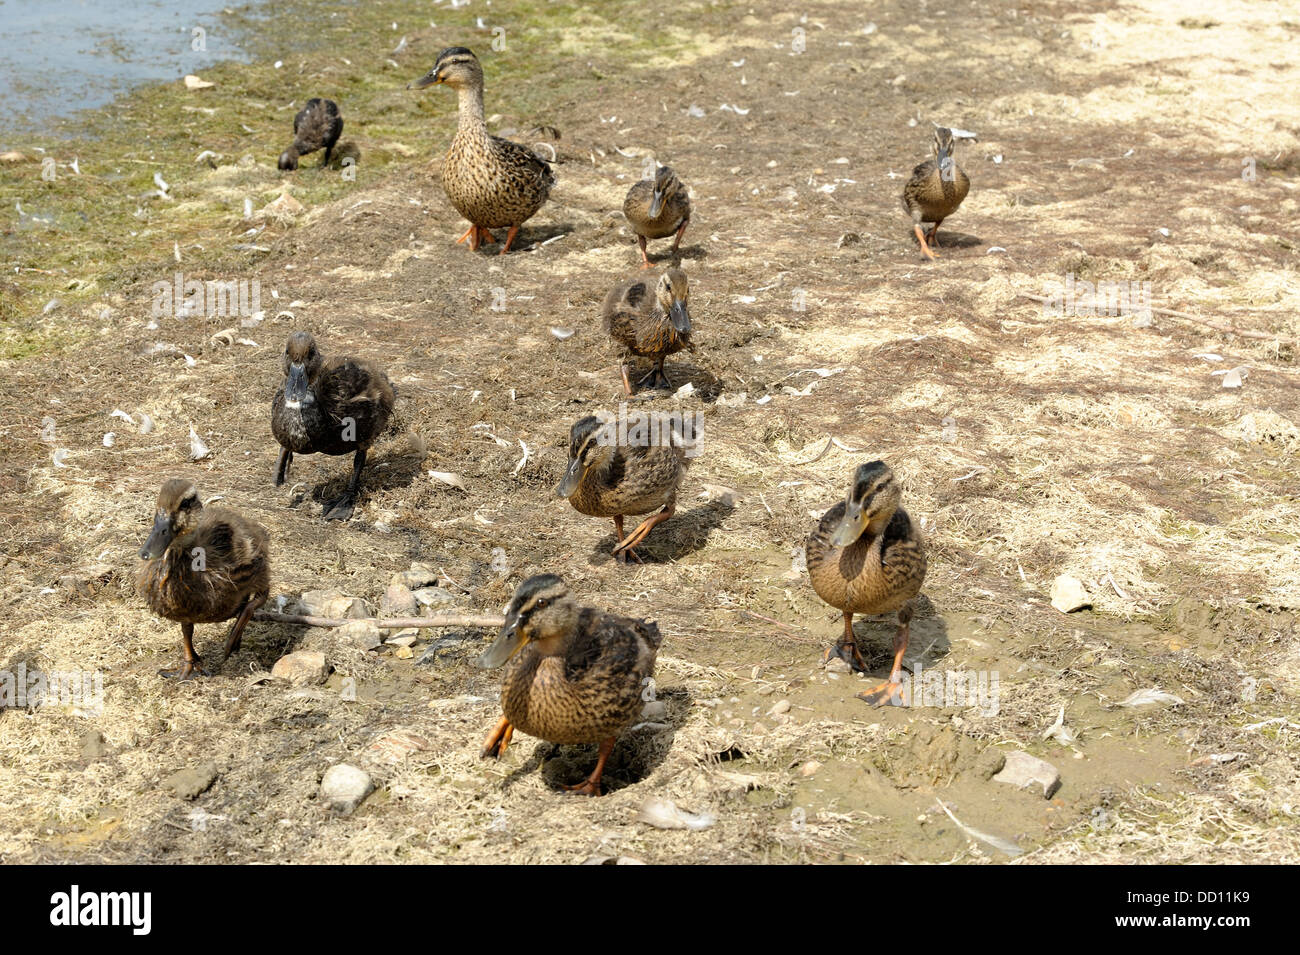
[285,363,311,403]
[556,459,583,498]
[407,70,440,90]
[139,513,174,560]
[649,189,665,219]
[477,620,526,669]
[670,300,691,335]
[830,501,868,548]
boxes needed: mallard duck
[901,126,969,260]
[557,413,692,563]
[623,164,691,269]
[478,574,662,796]
[137,479,270,681]
[270,331,396,521]
[806,461,927,705]
[603,267,693,394]
[278,98,344,170]
[407,47,554,254]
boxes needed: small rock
[413,586,460,610]
[163,761,219,800]
[365,730,430,766]
[992,750,1061,799]
[385,629,419,648]
[767,699,791,716]
[271,650,329,685]
[335,619,383,651]
[390,563,440,591]
[380,584,417,616]
[79,730,110,763]
[1050,574,1090,613]
[974,746,1006,780]
[297,589,369,620]
[319,763,373,814]
[394,646,414,659]
[799,760,822,777]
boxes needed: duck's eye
[536,598,549,610]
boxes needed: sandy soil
[1,0,1298,863]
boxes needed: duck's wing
[490,135,556,188]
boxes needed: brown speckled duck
[603,268,693,394]
[901,126,969,260]
[270,331,396,521]
[623,164,691,269]
[278,98,344,170]
[478,574,662,796]
[557,413,693,563]
[137,479,270,681]
[806,461,927,705]
[407,47,554,254]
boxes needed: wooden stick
[1015,293,1282,342]
[253,610,504,630]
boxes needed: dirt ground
[2,0,1299,863]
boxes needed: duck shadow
[300,445,425,513]
[642,242,708,268]
[472,221,575,254]
[849,594,952,683]
[624,353,723,401]
[588,499,735,566]
[501,686,688,796]
[917,230,983,251]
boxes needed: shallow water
[0,0,253,138]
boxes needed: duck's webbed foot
[561,737,615,797]
[636,362,673,392]
[159,657,211,682]
[322,492,356,522]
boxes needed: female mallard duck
[901,126,969,260]
[270,331,396,521]
[478,574,662,796]
[806,461,927,705]
[407,47,554,254]
[623,164,691,269]
[603,267,693,394]
[137,479,270,681]
[278,97,344,170]
[558,413,693,563]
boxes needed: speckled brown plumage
[901,126,969,260]
[278,98,344,170]
[137,479,270,680]
[478,575,662,795]
[557,414,692,562]
[623,165,691,268]
[806,461,926,704]
[603,267,694,393]
[408,48,554,253]
[271,331,396,521]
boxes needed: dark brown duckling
[270,331,396,521]
[901,126,969,260]
[806,461,927,705]
[137,479,270,681]
[278,97,344,170]
[478,574,662,796]
[602,267,693,394]
[623,164,691,269]
[557,413,692,563]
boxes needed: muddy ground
[1,0,1299,863]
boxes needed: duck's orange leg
[160,623,211,681]
[914,224,938,260]
[562,737,615,796]
[857,607,913,706]
[670,216,689,254]
[499,224,520,254]
[221,591,266,660]
[823,611,868,673]
[612,515,643,565]
[612,503,674,556]
[637,235,653,269]
[481,716,514,759]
